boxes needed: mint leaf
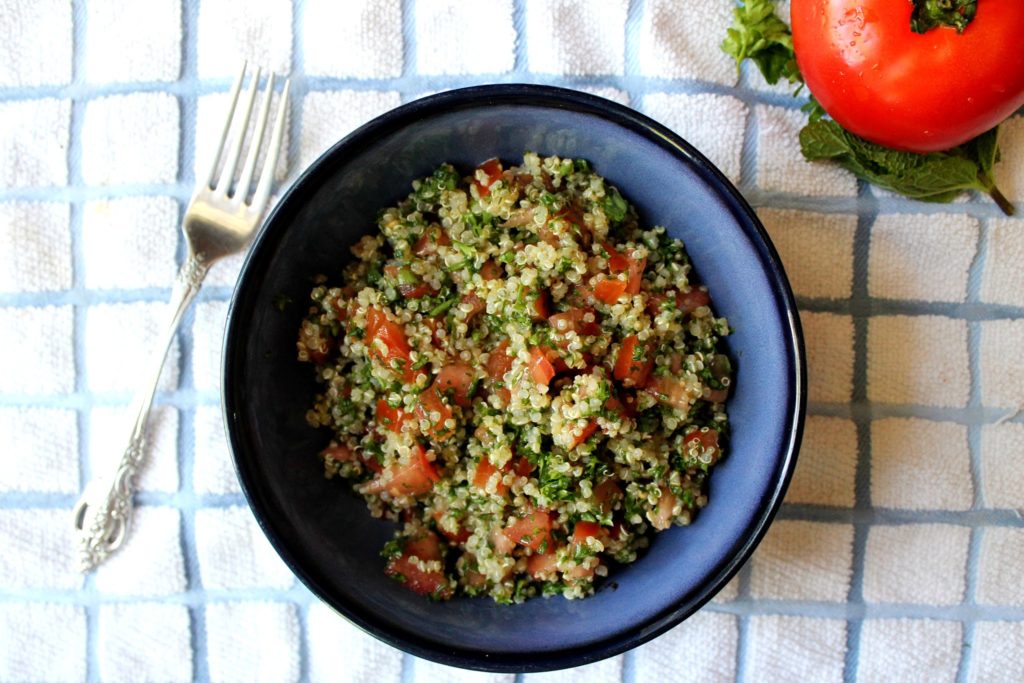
[721,0,801,86]
[800,120,1014,213]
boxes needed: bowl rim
[223,83,806,673]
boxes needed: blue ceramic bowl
[223,84,805,672]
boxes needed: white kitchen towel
[1,0,1022,681]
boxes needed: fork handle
[72,254,210,572]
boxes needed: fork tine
[251,77,290,213]
[233,72,276,206]
[203,62,248,189]
[215,66,261,196]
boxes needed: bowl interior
[224,86,802,671]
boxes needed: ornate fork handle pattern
[72,255,209,571]
[70,62,290,572]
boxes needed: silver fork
[72,63,291,572]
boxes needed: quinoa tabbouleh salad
[296,153,733,603]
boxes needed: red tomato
[383,264,432,299]
[603,241,630,273]
[685,428,721,461]
[678,288,710,315]
[472,456,509,497]
[503,509,553,553]
[603,242,645,294]
[571,521,602,547]
[385,530,452,598]
[473,158,503,197]
[591,478,622,515]
[413,224,451,256]
[548,308,601,338]
[320,444,353,463]
[370,444,440,497]
[431,510,471,544]
[567,420,598,450]
[434,363,476,408]
[791,0,1024,152]
[485,340,514,405]
[511,456,535,477]
[479,259,502,280]
[365,308,415,382]
[526,551,560,579]
[415,385,455,441]
[460,292,486,322]
[594,278,628,304]
[645,375,693,412]
[652,488,677,530]
[528,347,556,386]
[375,399,410,433]
[532,290,552,320]
[613,335,654,388]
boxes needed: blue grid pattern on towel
[1,1,1022,682]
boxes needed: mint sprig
[721,0,801,86]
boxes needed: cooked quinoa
[296,153,732,603]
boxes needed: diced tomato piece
[541,345,570,374]
[376,399,411,434]
[486,340,513,381]
[413,224,452,256]
[604,393,636,423]
[567,420,599,450]
[548,308,601,338]
[614,335,654,387]
[528,347,556,386]
[511,456,534,477]
[684,428,721,460]
[526,551,560,579]
[371,444,440,497]
[625,256,646,295]
[594,278,628,304]
[360,449,383,474]
[416,385,455,441]
[385,530,452,598]
[678,288,710,314]
[603,242,645,294]
[571,521,602,547]
[365,308,415,382]
[533,290,552,320]
[486,340,514,405]
[320,444,353,463]
[652,488,677,530]
[645,293,670,318]
[491,527,517,555]
[432,510,470,544]
[434,363,476,408]
[645,375,693,412]
[460,292,486,322]
[603,241,630,273]
[706,387,729,403]
[567,284,595,308]
[400,282,432,299]
[480,259,502,280]
[503,509,553,553]
[473,158,503,197]
[592,478,622,515]
[472,457,509,497]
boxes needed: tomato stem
[979,170,1016,216]
[987,185,1016,217]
